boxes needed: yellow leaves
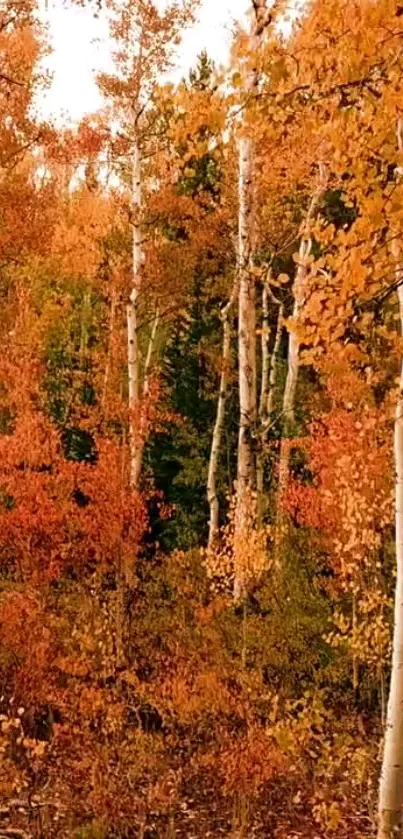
[365,193,386,228]
[21,737,47,760]
[313,800,342,832]
[274,55,288,80]
[205,491,272,594]
[52,190,113,281]
[269,273,289,290]
[315,221,335,246]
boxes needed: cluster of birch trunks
[123,2,403,836]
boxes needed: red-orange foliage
[286,404,391,555]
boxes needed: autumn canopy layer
[1,0,403,837]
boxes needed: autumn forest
[2,0,403,836]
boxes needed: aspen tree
[266,294,283,420]
[235,0,272,598]
[99,0,197,490]
[207,283,237,550]
[127,130,143,488]
[256,274,283,524]
[378,118,403,839]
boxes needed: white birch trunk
[143,308,160,397]
[256,281,283,523]
[128,134,143,490]
[378,121,403,838]
[207,285,236,550]
[259,279,270,426]
[256,281,270,522]
[267,298,283,420]
[237,134,257,501]
[235,137,257,599]
[378,281,403,839]
[130,307,160,491]
[281,185,323,429]
[234,2,270,598]
[276,246,309,525]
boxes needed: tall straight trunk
[235,1,270,598]
[378,283,403,839]
[235,137,257,600]
[256,280,270,525]
[256,279,283,524]
[266,298,283,420]
[207,284,236,551]
[378,121,403,838]
[275,243,308,541]
[130,306,160,490]
[275,171,326,564]
[259,278,271,426]
[128,134,143,490]
[143,307,160,398]
[237,133,257,505]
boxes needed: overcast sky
[37,0,249,123]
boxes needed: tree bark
[128,133,143,490]
[207,284,236,551]
[234,1,269,599]
[259,278,271,426]
[274,240,308,558]
[130,306,160,491]
[378,120,403,839]
[143,307,160,398]
[267,296,283,420]
[377,282,403,839]
[256,278,283,524]
[237,132,257,509]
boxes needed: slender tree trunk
[256,281,270,524]
[235,1,270,598]
[235,135,257,599]
[378,282,403,839]
[207,285,236,550]
[378,121,403,838]
[130,306,160,490]
[259,279,271,427]
[275,171,326,565]
[128,134,143,489]
[274,248,308,560]
[143,307,160,397]
[256,279,283,524]
[266,297,283,420]
[237,133,257,508]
